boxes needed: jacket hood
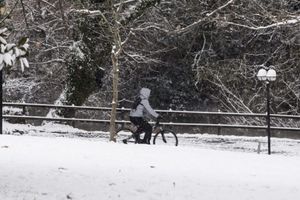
[139,88,151,99]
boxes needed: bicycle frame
[120,123,163,142]
[121,122,162,134]
[118,121,178,146]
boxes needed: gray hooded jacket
[129,88,159,119]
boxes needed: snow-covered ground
[1,121,300,200]
[3,121,300,156]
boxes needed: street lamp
[257,67,277,155]
[0,69,2,135]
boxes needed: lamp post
[257,67,277,155]
[0,69,2,135]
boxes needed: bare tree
[5,0,299,130]
[108,0,122,142]
[71,0,162,141]
[108,0,161,141]
[173,0,300,114]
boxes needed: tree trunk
[109,50,119,142]
[109,0,121,142]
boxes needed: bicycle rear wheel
[153,130,178,146]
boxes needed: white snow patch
[0,134,300,200]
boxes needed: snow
[1,122,300,200]
[3,107,23,115]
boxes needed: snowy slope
[1,134,300,200]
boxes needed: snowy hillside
[1,123,300,200]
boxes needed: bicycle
[116,121,178,146]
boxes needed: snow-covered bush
[3,106,23,115]
[0,27,29,71]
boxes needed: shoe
[135,139,142,144]
[140,140,150,144]
[134,134,141,144]
[140,140,147,144]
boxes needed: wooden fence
[2,102,300,134]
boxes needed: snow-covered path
[1,134,300,200]
[3,121,300,156]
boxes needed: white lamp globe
[266,68,277,81]
[257,68,267,81]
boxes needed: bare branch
[40,0,56,8]
[69,9,102,16]
[175,0,235,34]
[29,59,65,65]
[223,16,300,30]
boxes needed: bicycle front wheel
[153,130,178,146]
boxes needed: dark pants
[130,117,152,144]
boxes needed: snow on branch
[206,0,235,17]
[175,0,235,34]
[114,0,137,6]
[40,0,56,8]
[69,8,112,33]
[223,16,300,30]
[29,59,65,65]
[131,24,169,33]
[121,0,161,25]
[69,9,102,16]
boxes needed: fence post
[169,108,173,122]
[21,104,27,124]
[217,109,221,135]
[22,105,26,115]
[257,140,261,154]
[120,107,125,129]
[72,108,76,128]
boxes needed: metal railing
[2,102,300,132]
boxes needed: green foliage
[0,28,29,71]
[64,14,110,111]
[66,56,97,106]
[18,37,28,46]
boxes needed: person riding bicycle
[129,87,160,144]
